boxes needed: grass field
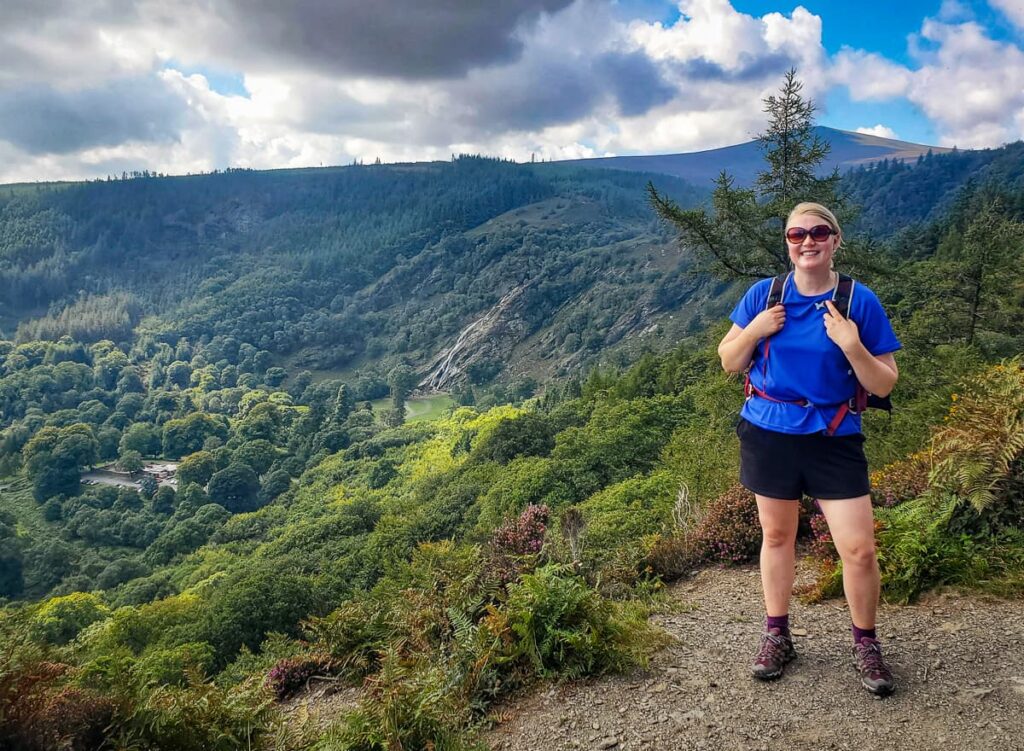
[0,474,47,537]
[369,393,454,423]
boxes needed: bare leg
[755,495,801,617]
[817,495,879,628]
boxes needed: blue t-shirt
[730,274,901,435]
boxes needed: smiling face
[785,212,839,273]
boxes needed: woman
[717,202,900,696]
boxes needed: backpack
[742,272,893,435]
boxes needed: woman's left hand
[823,300,861,352]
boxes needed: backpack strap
[831,273,854,318]
[766,273,789,310]
[823,272,893,434]
[744,273,810,406]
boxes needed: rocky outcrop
[418,284,530,392]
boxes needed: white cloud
[906,19,1024,147]
[5,0,824,180]
[618,1,827,154]
[2,1,1024,182]
[829,16,1024,149]
[630,0,768,69]
[855,125,899,139]
[938,0,973,22]
[989,0,1024,29]
[831,49,911,100]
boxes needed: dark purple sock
[852,624,877,643]
[766,614,790,635]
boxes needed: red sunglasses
[785,224,836,243]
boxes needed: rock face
[418,283,530,392]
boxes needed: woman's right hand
[746,305,786,339]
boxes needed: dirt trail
[484,564,1024,751]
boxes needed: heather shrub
[645,483,762,579]
[484,504,549,585]
[690,484,761,565]
[265,653,338,701]
[643,482,704,580]
[490,504,548,557]
[796,508,850,603]
[644,532,697,581]
[807,510,836,562]
[870,451,930,507]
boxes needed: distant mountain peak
[552,126,951,188]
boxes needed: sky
[1,0,1023,183]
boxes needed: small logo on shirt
[814,301,829,310]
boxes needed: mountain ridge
[551,126,953,187]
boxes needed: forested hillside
[842,140,1024,234]
[0,158,708,391]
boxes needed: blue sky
[0,0,1023,182]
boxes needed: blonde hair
[787,202,843,251]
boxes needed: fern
[928,358,1024,513]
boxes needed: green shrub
[32,593,111,646]
[303,595,394,679]
[872,360,1024,601]
[575,471,676,570]
[503,563,663,679]
[215,631,308,689]
[129,642,215,688]
[116,675,277,751]
[315,650,482,751]
[927,360,1024,515]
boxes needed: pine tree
[648,69,843,280]
[330,384,354,425]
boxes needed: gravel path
[484,564,1024,751]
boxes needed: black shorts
[736,418,871,500]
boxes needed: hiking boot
[853,637,895,696]
[751,627,797,680]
